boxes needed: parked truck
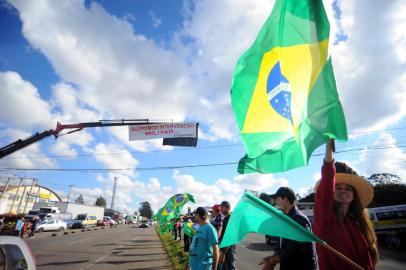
[27,202,104,227]
[25,206,72,221]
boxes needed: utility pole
[66,185,74,203]
[111,177,118,210]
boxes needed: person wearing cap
[189,207,219,270]
[211,204,223,236]
[260,187,317,270]
[313,139,379,270]
[218,201,236,270]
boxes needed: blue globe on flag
[267,61,292,121]
[176,194,185,204]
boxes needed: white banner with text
[129,122,197,140]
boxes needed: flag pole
[320,242,365,270]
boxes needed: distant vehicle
[369,204,406,234]
[139,220,149,228]
[31,202,104,222]
[103,216,116,225]
[72,214,97,229]
[96,219,110,227]
[64,219,74,229]
[148,219,156,225]
[0,236,36,269]
[25,206,72,221]
[104,209,124,224]
[24,210,41,221]
[36,219,67,232]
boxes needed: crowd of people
[176,140,379,270]
[13,217,39,238]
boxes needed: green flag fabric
[219,192,323,248]
[156,205,176,223]
[231,0,347,174]
[156,193,195,222]
[182,221,196,236]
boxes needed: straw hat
[316,173,374,208]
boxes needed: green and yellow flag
[171,193,195,210]
[182,221,197,236]
[231,0,347,173]
[156,193,195,222]
[219,192,323,248]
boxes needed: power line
[3,125,406,160]
[350,126,406,135]
[1,145,405,172]
[1,144,242,160]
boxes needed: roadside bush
[156,228,189,270]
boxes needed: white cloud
[357,133,406,180]
[69,186,104,205]
[149,11,161,28]
[0,128,57,169]
[9,0,405,143]
[9,0,194,129]
[0,71,53,129]
[49,141,77,157]
[329,0,406,132]
[90,143,138,176]
[50,82,100,123]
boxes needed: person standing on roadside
[177,219,183,241]
[189,207,219,270]
[218,201,236,270]
[173,220,178,240]
[29,217,39,237]
[313,139,379,270]
[15,217,23,237]
[210,204,223,237]
[260,187,317,270]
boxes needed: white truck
[28,202,104,226]
[25,206,72,221]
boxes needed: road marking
[66,237,92,246]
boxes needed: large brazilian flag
[232,0,347,173]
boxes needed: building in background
[0,184,62,214]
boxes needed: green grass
[156,227,189,270]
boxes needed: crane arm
[0,130,55,159]
[0,119,198,159]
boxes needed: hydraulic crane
[0,119,198,159]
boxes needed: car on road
[102,216,116,225]
[64,219,74,229]
[72,214,97,229]
[97,219,110,226]
[0,236,36,269]
[139,220,149,228]
[36,219,67,232]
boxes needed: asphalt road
[25,225,171,270]
[236,233,406,270]
[24,227,406,270]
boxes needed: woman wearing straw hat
[313,139,379,270]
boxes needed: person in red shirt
[314,139,379,270]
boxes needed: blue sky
[1,0,405,214]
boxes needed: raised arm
[314,139,336,229]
